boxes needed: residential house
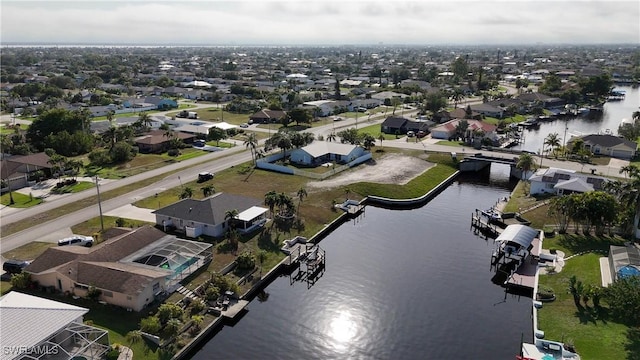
[153,193,267,238]
[572,134,637,160]
[122,96,178,110]
[249,109,287,124]
[1,152,52,192]
[430,119,498,142]
[381,116,409,135]
[135,130,197,153]
[517,92,565,109]
[25,226,212,311]
[289,141,368,166]
[449,108,481,120]
[0,292,110,360]
[528,167,608,196]
[469,103,504,118]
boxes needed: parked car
[3,259,30,274]
[240,123,249,128]
[417,130,427,138]
[58,235,94,247]
[193,139,206,147]
[407,131,415,137]
[198,172,215,182]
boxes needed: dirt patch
[308,154,434,189]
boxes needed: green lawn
[483,114,527,125]
[0,124,28,134]
[356,123,396,140]
[167,107,250,125]
[50,180,95,194]
[71,216,154,241]
[1,241,55,260]
[537,252,635,359]
[436,140,465,147]
[0,191,43,208]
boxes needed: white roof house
[0,292,110,360]
[290,141,368,166]
[529,167,607,196]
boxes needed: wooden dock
[471,213,502,238]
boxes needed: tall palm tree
[543,132,561,158]
[137,111,152,130]
[244,133,258,165]
[327,132,337,142]
[296,187,307,215]
[450,88,465,108]
[378,133,385,148]
[66,159,84,180]
[225,209,239,228]
[516,153,536,192]
[264,190,278,217]
[106,110,115,126]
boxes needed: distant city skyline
[2,1,639,46]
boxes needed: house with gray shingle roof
[571,134,637,160]
[153,193,266,237]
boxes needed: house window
[103,291,113,298]
[75,283,89,290]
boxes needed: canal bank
[173,170,463,359]
[190,164,533,360]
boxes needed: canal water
[193,165,533,359]
[514,85,639,153]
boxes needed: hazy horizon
[2,1,639,46]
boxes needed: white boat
[519,339,580,360]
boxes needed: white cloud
[1,1,638,45]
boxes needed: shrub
[236,251,256,270]
[10,272,31,289]
[140,316,162,335]
[205,285,220,301]
[167,149,180,157]
[87,285,102,301]
[106,349,120,360]
[157,303,184,324]
[115,218,127,227]
[190,300,206,315]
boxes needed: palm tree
[362,134,376,150]
[66,159,84,180]
[180,186,194,199]
[137,111,152,130]
[103,126,118,149]
[516,153,536,193]
[225,209,239,228]
[126,330,143,346]
[258,250,268,276]
[543,133,561,158]
[449,88,465,108]
[327,132,337,142]
[296,187,307,215]
[620,164,639,179]
[244,133,258,165]
[264,190,278,217]
[378,133,385,148]
[106,110,115,126]
[201,185,215,197]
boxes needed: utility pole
[95,176,104,232]
[562,121,568,158]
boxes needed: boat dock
[221,299,249,320]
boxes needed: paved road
[0,106,626,254]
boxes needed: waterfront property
[528,167,608,196]
[289,141,368,166]
[429,118,498,142]
[0,291,111,360]
[153,192,265,238]
[25,226,212,311]
[491,224,541,290]
[569,134,637,160]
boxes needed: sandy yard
[307,153,434,189]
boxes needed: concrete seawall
[366,171,460,209]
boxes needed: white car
[58,235,94,247]
[240,123,249,128]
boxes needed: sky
[1,0,639,46]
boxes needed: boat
[519,339,580,360]
[520,117,540,129]
[481,207,502,221]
